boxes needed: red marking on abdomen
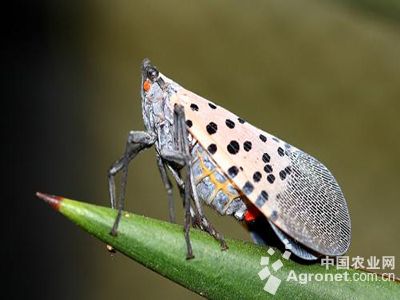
[244,204,261,223]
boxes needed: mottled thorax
[141,64,176,152]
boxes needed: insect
[108,59,351,260]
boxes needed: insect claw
[191,214,203,229]
[186,253,195,260]
[109,227,119,237]
[220,242,229,251]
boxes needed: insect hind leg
[167,167,224,242]
[197,214,228,250]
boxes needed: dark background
[8,1,400,299]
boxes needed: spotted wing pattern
[167,78,351,256]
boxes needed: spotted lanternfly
[108,59,351,260]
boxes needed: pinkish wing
[169,84,350,256]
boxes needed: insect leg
[159,159,193,259]
[175,105,228,249]
[159,149,188,166]
[176,104,228,253]
[156,156,176,223]
[175,104,196,259]
[183,173,194,259]
[158,105,194,258]
[198,215,228,250]
[167,166,203,229]
[108,130,155,236]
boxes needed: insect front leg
[108,130,155,236]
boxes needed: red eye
[143,79,151,92]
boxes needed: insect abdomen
[191,143,247,220]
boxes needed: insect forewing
[164,74,351,256]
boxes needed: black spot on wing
[277,147,285,156]
[206,122,218,135]
[207,144,217,154]
[243,141,252,152]
[227,140,240,154]
[253,171,262,182]
[225,119,235,129]
[285,166,292,174]
[264,164,273,173]
[228,166,239,178]
[255,191,268,208]
[262,153,271,163]
[242,181,254,195]
[190,103,199,111]
[267,174,275,184]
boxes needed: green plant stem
[38,194,400,299]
